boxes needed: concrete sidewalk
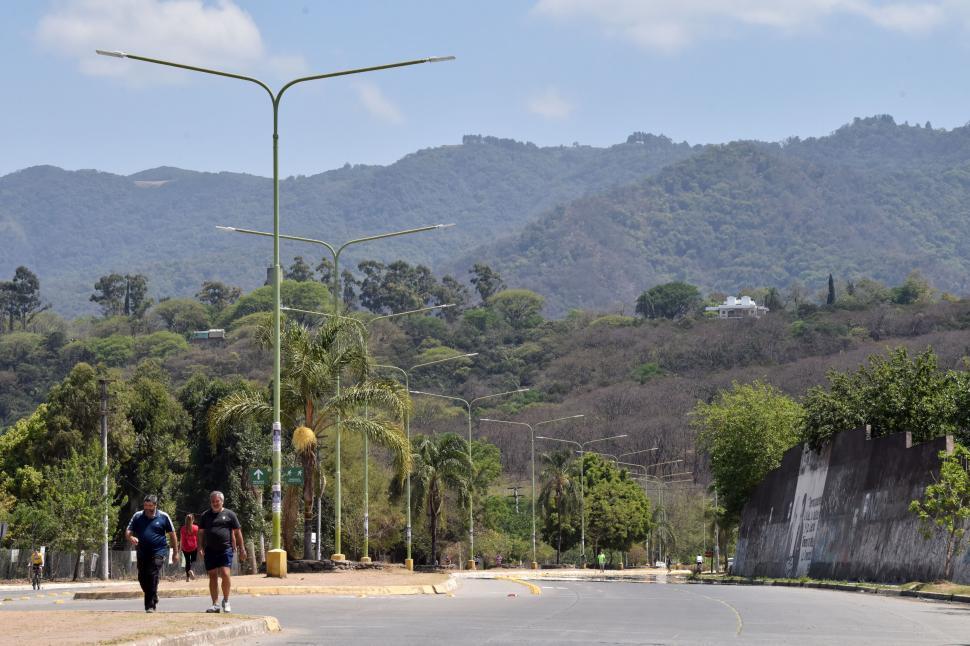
[0,610,280,646]
[74,569,456,600]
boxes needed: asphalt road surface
[4,578,969,645]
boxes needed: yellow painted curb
[494,576,542,596]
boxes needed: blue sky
[3,0,970,178]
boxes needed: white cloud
[36,0,307,84]
[528,87,573,119]
[533,0,952,53]
[355,81,405,124]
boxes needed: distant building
[705,296,769,319]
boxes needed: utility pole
[98,379,109,581]
[713,488,720,573]
[507,486,523,514]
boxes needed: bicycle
[30,565,42,591]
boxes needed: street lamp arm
[409,353,477,374]
[336,224,455,255]
[582,434,628,448]
[469,388,530,407]
[533,414,585,428]
[96,50,274,100]
[278,57,454,99]
[535,436,581,450]
[372,304,454,322]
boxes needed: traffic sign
[284,466,304,486]
[250,468,269,487]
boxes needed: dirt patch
[86,568,449,595]
[0,610,249,646]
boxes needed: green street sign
[250,468,269,487]
[284,466,304,486]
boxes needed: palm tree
[210,316,411,558]
[538,449,578,564]
[409,433,469,566]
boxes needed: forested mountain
[0,134,695,316]
[5,115,970,318]
[468,116,970,314]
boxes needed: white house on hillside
[705,296,769,319]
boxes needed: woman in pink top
[180,514,199,581]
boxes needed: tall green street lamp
[280,304,461,567]
[535,431,625,566]
[595,448,659,465]
[97,48,454,576]
[633,469,693,564]
[409,388,529,569]
[220,223,453,560]
[372,355,477,570]
[479,415,584,569]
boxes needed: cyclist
[30,549,44,590]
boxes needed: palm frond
[207,390,272,449]
[340,417,412,478]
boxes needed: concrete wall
[734,428,970,584]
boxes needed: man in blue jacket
[126,495,178,612]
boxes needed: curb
[494,576,541,596]
[688,578,970,604]
[75,576,457,601]
[131,615,281,646]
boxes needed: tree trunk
[302,455,315,559]
[556,494,563,564]
[282,485,300,556]
[246,538,258,574]
[73,548,82,581]
[944,529,956,581]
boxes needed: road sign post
[284,467,304,486]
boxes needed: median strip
[494,576,542,595]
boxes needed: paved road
[3,578,969,644]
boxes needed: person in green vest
[597,551,606,572]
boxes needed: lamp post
[535,431,625,566]
[97,49,454,576]
[634,470,693,564]
[224,224,453,560]
[479,414,584,569]
[280,304,454,564]
[409,388,530,569]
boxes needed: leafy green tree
[149,298,211,334]
[123,274,151,318]
[538,449,579,563]
[217,281,330,327]
[826,274,836,306]
[285,256,315,282]
[489,289,545,330]
[0,267,46,332]
[583,453,652,554]
[469,264,505,304]
[91,273,126,317]
[909,444,970,581]
[315,258,335,285]
[195,281,242,312]
[434,276,470,322]
[635,282,702,319]
[409,432,469,565]
[693,381,802,522]
[892,270,935,305]
[802,348,958,449]
[14,442,119,580]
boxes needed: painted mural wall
[734,428,969,584]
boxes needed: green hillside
[0,134,695,316]
[471,117,970,315]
